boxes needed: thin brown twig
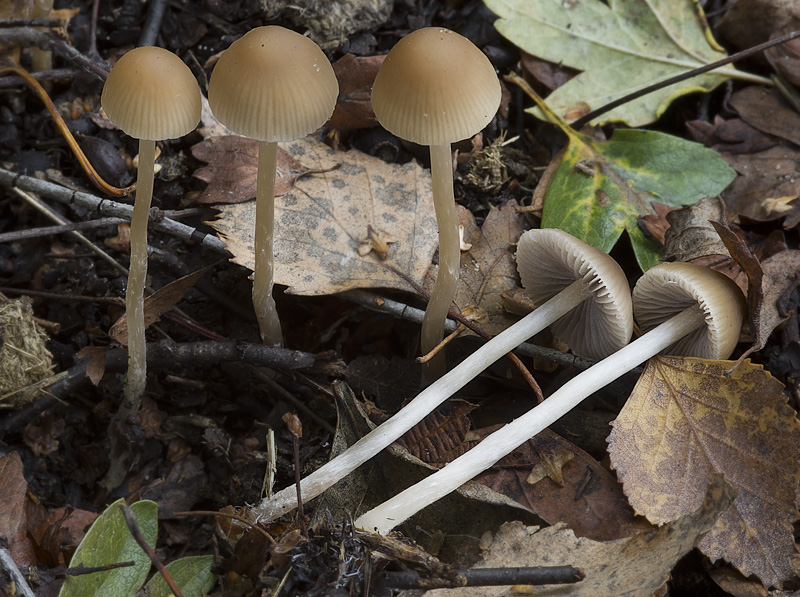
[173,510,276,545]
[119,504,183,597]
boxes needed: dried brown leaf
[730,86,800,148]
[686,116,778,154]
[424,202,525,335]
[75,346,108,386]
[210,137,438,296]
[473,429,650,542]
[609,356,800,587]
[328,54,384,131]
[425,476,735,597]
[662,196,729,262]
[191,136,303,204]
[110,264,214,345]
[722,145,800,225]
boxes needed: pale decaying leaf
[424,202,525,335]
[483,0,753,127]
[609,357,800,588]
[209,137,438,296]
[425,476,735,597]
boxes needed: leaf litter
[208,136,438,295]
[609,357,800,587]
[484,0,764,126]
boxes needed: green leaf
[484,0,768,126]
[541,128,736,270]
[59,499,157,597]
[145,555,217,597]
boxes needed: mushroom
[355,261,746,534]
[370,27,501,380]
[208,26,338,346]
[101,46,201,409]
[252,228,633,522]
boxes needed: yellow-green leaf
[145,555,216,597]
[608,357,800,588]
[541,128,736,270]
[484,0,767,126]
[59,499,157,597]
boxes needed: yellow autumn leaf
[608,356,800,588]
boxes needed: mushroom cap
[633,262,745,359]
[371,27,501,146]
[101,46,201,141]
[208,26,339,142]
[516,228,633,360]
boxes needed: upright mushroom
[356,261,746,534]
[252,228,633,522]
[208,26,339,346]
[371,27,501,380]
[101,46,201,410]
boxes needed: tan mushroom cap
[516,228,633,360]
[208,26,339,142]
[101,46,201,141]
[633,262,745,359]
[371,27,501,146]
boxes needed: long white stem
[253,279,592,522]
[421,143,460,382]
[122,138,155,414]
[253,140,283,346]
[355,305,707,534]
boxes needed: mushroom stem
[253,140,283,347]
[253,278,593,522]
[421,143,460,382]
[122,138,156,410]
[356,304,708,534]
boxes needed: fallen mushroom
[252,228,633,522]
[371,27,501,380]
[208,26,338,346]
[355,261,746,534]
[101,46,201,409]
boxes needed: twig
[0,547,36,597]
[0,28,109,80]
[378,565,584,590]
[0,216,126,242]
[0,17,68,28]
[570,29,800,129]
[119,504,183,597]
[0,168,229,253]
[341,290,601,372]
[0,68,76,87]
[10,187,129,277]
[139,0,169,47]
[283,413,308,538]
[173,510,276,545]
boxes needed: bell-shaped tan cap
[208,26,338,142]
[371,27,501,146]
[633,262,745,359]
[516,228,633,360]
[101,46,201,141]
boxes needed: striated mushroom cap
[371,27,501,146]
[208,26,339,142]
[101,46,201,141]
[633,262,745,359]
[516,228,633,360]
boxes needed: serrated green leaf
[484,0,768,126]
[541,128,736,270]
[145,555,217,597]
[59,499,157,597]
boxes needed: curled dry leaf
[609,356,800,588]
[328,54,385,131]
[662,196,729,262]
[729,86,800,148]
[424,201,525,336]
[110,264,214,345]
[209,137,438,296]
[191,136,304,204]
[425,476,735,597]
